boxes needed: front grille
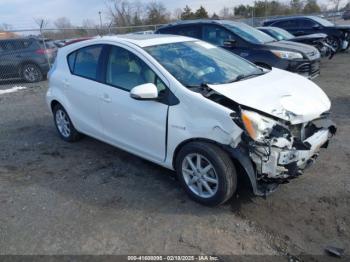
[296,61,320,77]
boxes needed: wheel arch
[172,138,263,197]
[18,60,42,72]
[50,99,61,113]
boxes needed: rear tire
[53,104,82,142]
[175,142,237,206]
[21,63,43,83]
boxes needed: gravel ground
[0,52,349,257]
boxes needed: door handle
[102,94,111,103]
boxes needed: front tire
[53,104,82,142]
[175,142,237,206]
[326,36,341,52]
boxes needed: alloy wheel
[181,153,219,198]
[23,65,41,82]
[55,109,71,138]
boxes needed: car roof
[87,34,195,48]
[158,19,245,29]
[265,15,319,24]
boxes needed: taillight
[36,48,54,55]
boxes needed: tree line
[1,0,350,40]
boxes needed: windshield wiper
[185,82,209,89]
[225,71,266,84]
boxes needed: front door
[99,45,168,162]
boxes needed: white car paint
[46,34,334,196]
[208,68,331,124]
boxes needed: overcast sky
[0,0,337,29]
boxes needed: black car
[343,10,350,20]
[263,16,350,51]
[0,37,56,82]
[156,20,321,79]
[258,26,335,58]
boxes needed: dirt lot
[0,52,349,258]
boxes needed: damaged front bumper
[226,117,336,197]
[253,128,331,181]
[250,118,336,189]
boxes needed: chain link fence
[0,10,347,89]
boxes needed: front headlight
[241,110,277,142]
[271,50,303,60]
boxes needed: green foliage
[195,6,209,19]
[180,5,196,20]
[234,0,321,17]
[303,0,321,14]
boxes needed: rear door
[202,24,249,58]
[64,44,105,137]
[297,18,322,36]
[273,19,299,35]
[0,40,18,78]
[99,44,169,162]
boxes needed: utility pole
[98,11,102,29]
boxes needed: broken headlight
[241,110,277,142]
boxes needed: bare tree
[219,6,234,19]
[145,1,169,25]
[173,8,183,20]
[106,0,136,27]
[330,0,344,11]
[54,17,72,29]
[34,18,50,29]
[0,23,12,31]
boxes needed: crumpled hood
[294,33,327,40]
[208,68,331,124]
[266,40,318,55]
[334,25,350,30]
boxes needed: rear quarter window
[159,26,201,38]
[273,20,298,29]
[67,45,103,81]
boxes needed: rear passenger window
[175,26,201,38]
[274,20,298,29]
[299,19,317,28]
[203,25,235,46]
[68,45,103,80]
[0,41,15,51]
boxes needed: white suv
[47,35,336,206]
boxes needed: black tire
[326,36,341,52]
[175,142,237,206]
[53,104,82,142]
[21,63,43,83]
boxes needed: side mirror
[223,39,236,48]
[130,83,158,100]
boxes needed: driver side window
[203,25,235,46]
[106,45,166,92]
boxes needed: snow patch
[0,86,27,95]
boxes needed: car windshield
[270,27,295,40]
[310,16,334,26]
[225,22,276,44]
[144,41,263,87]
